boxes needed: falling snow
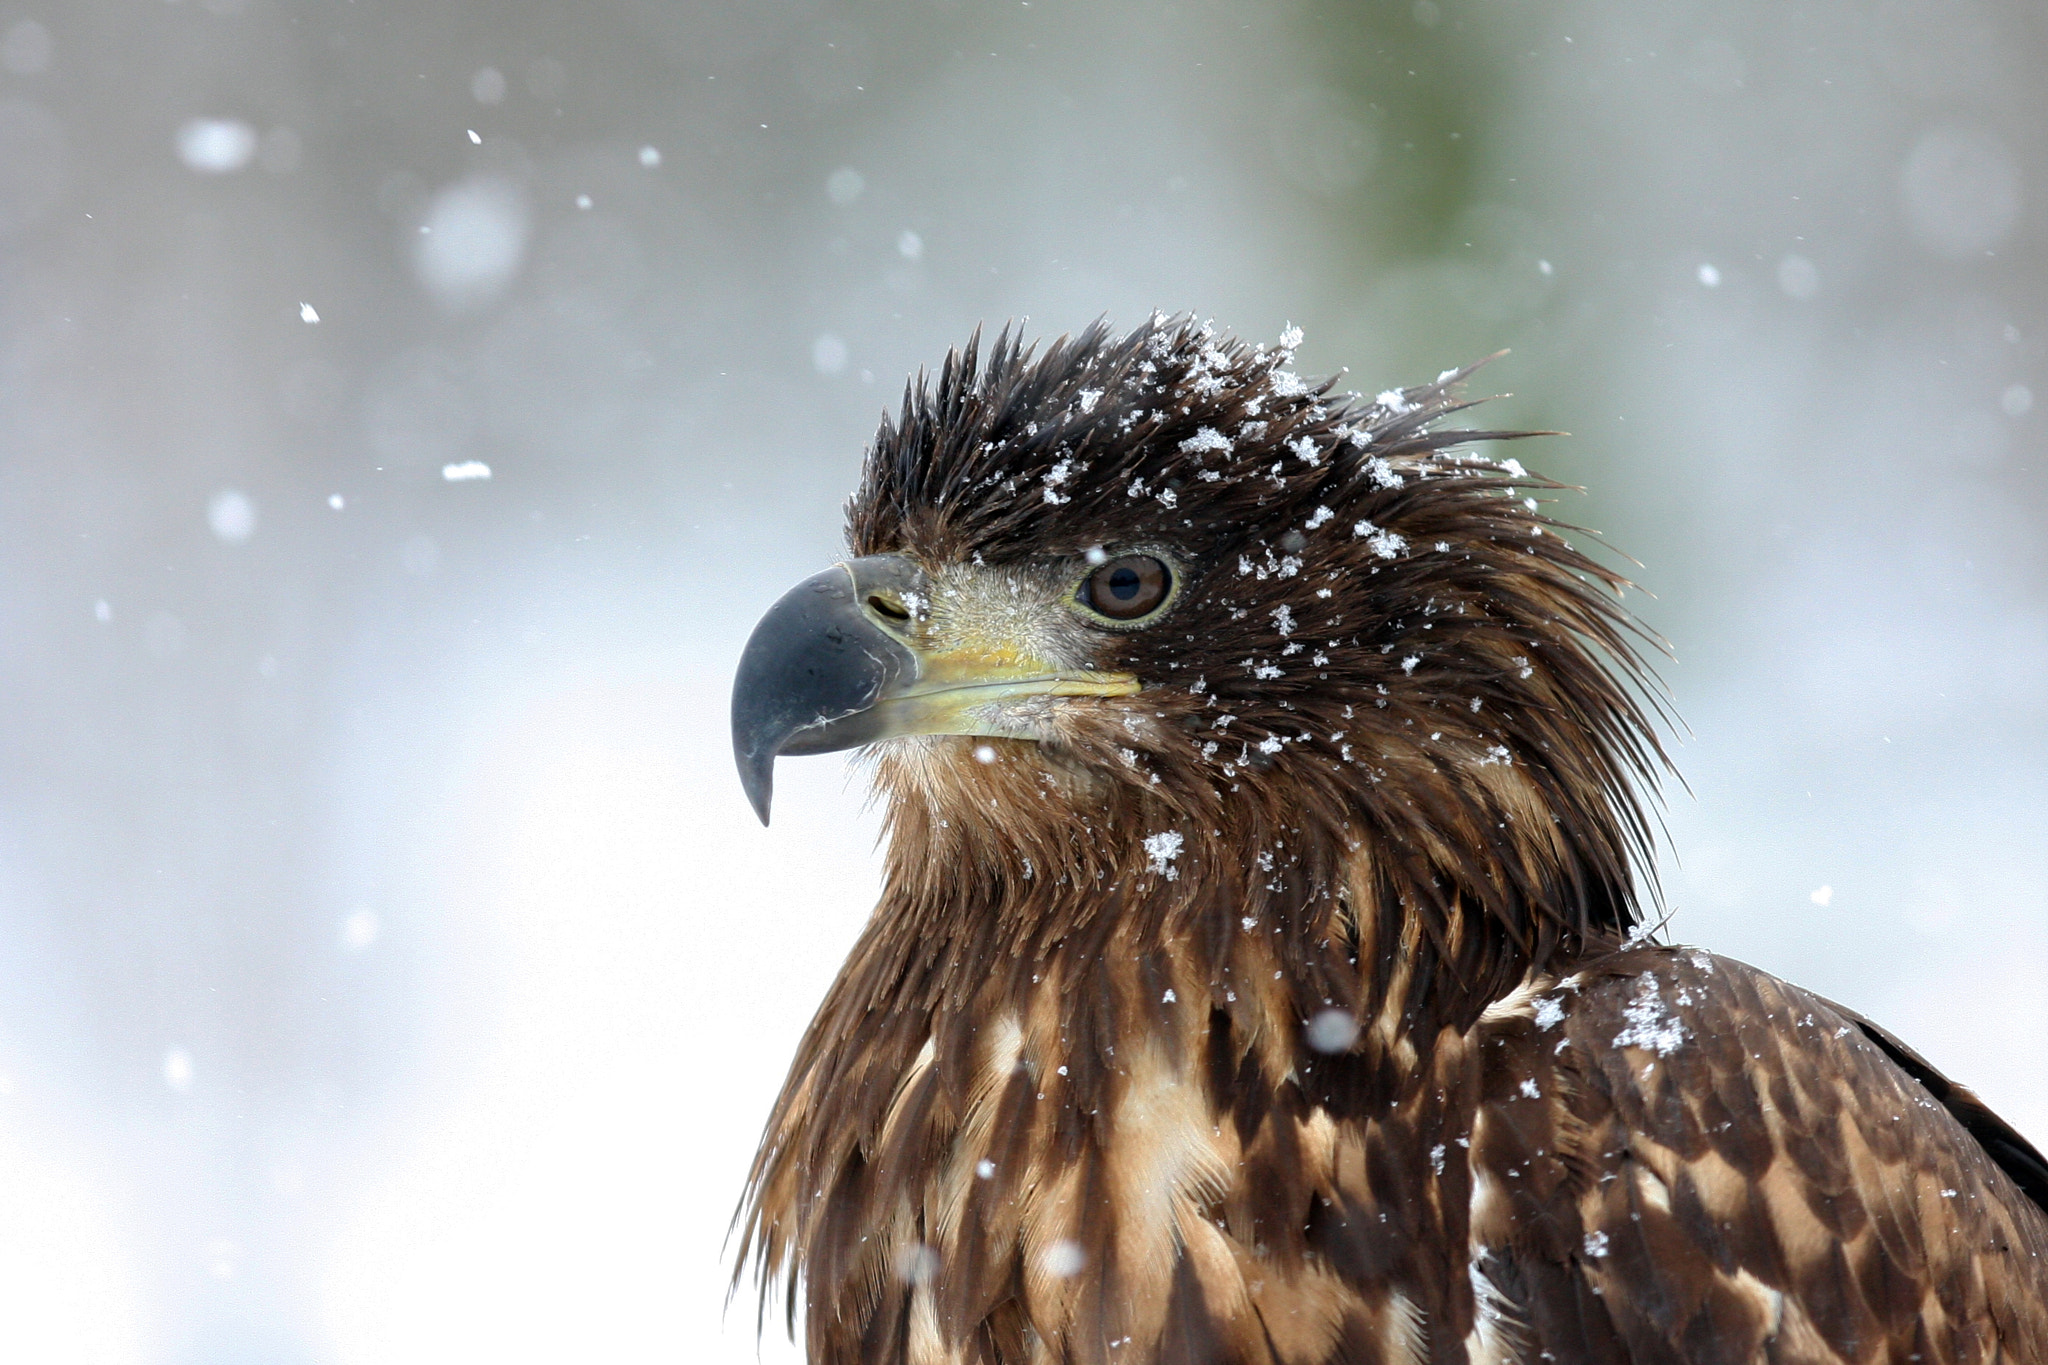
[1305,1008,1360,1053]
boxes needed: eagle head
[733,316,1663,1022]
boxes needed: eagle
[726,317,2048,1365]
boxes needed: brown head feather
[736,315,1676,1357]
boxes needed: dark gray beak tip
[737,746,774,825]
[730,557,924,827]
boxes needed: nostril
[868,594,912,623]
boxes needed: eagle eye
[1078,554,1173,624]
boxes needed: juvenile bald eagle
[728,318,2048,1364]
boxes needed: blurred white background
[0,0,2041,1359]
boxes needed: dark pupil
[1107,567,1141,600]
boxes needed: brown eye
[1081,555,1172,622]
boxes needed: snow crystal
[894,1244,940,1285]
[1179,427,1231,456]
[1533,996,1564,1030]
[1519,1079,1540,1099]
[897,229,924,260]
[414,176,531,311]
[341,908,380,951]
[1374,389,1416,416]
[208,489,256,543]
[1271,605,1296,636]
[1809,885,1834,907]
[1162,989,1177,1004]
[1305,506,1334,530]
[1143,831,1184,879]
[973,745,998,764]
[1042,1240,1086,1278]
[177,118,257,174]
[1257,736,1283,755]
[825,166,865,205]
[1277,323,1304,351]
[976,1159,997,1179]
[1352,521,1407,559]
[1156,487,1177,508]
[1429,1143,1446,1174]
[1252,663,1283,680]
[1041,458,1075,505]
[1612,975,1687,1056]
[1583,1231,1609,1258]
[2003,384,2034,417]
[1305,1008,1360,1054]
[1270,371,1308,398]
[1076,389,1103,414]
[1362,457,1404,490]
[163,1048,195,1092]
[467,128,482,146]
[638,145,662,167]
[1498,457,1526,479]
[1287,436,1321,466]
[94,599,111,623]
[299,302,319,324]
[1400,655,1421,675]
[1697,263,1721,288]
[441,460,492,482]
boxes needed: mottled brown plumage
[732,317,2048,1364]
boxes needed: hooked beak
[730,554,1139,823]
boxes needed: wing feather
[1480,948,2048,1364]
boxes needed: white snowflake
[1612,975,1687,1056]
[1352,521,1407,559]
[1142,831,1184,880]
